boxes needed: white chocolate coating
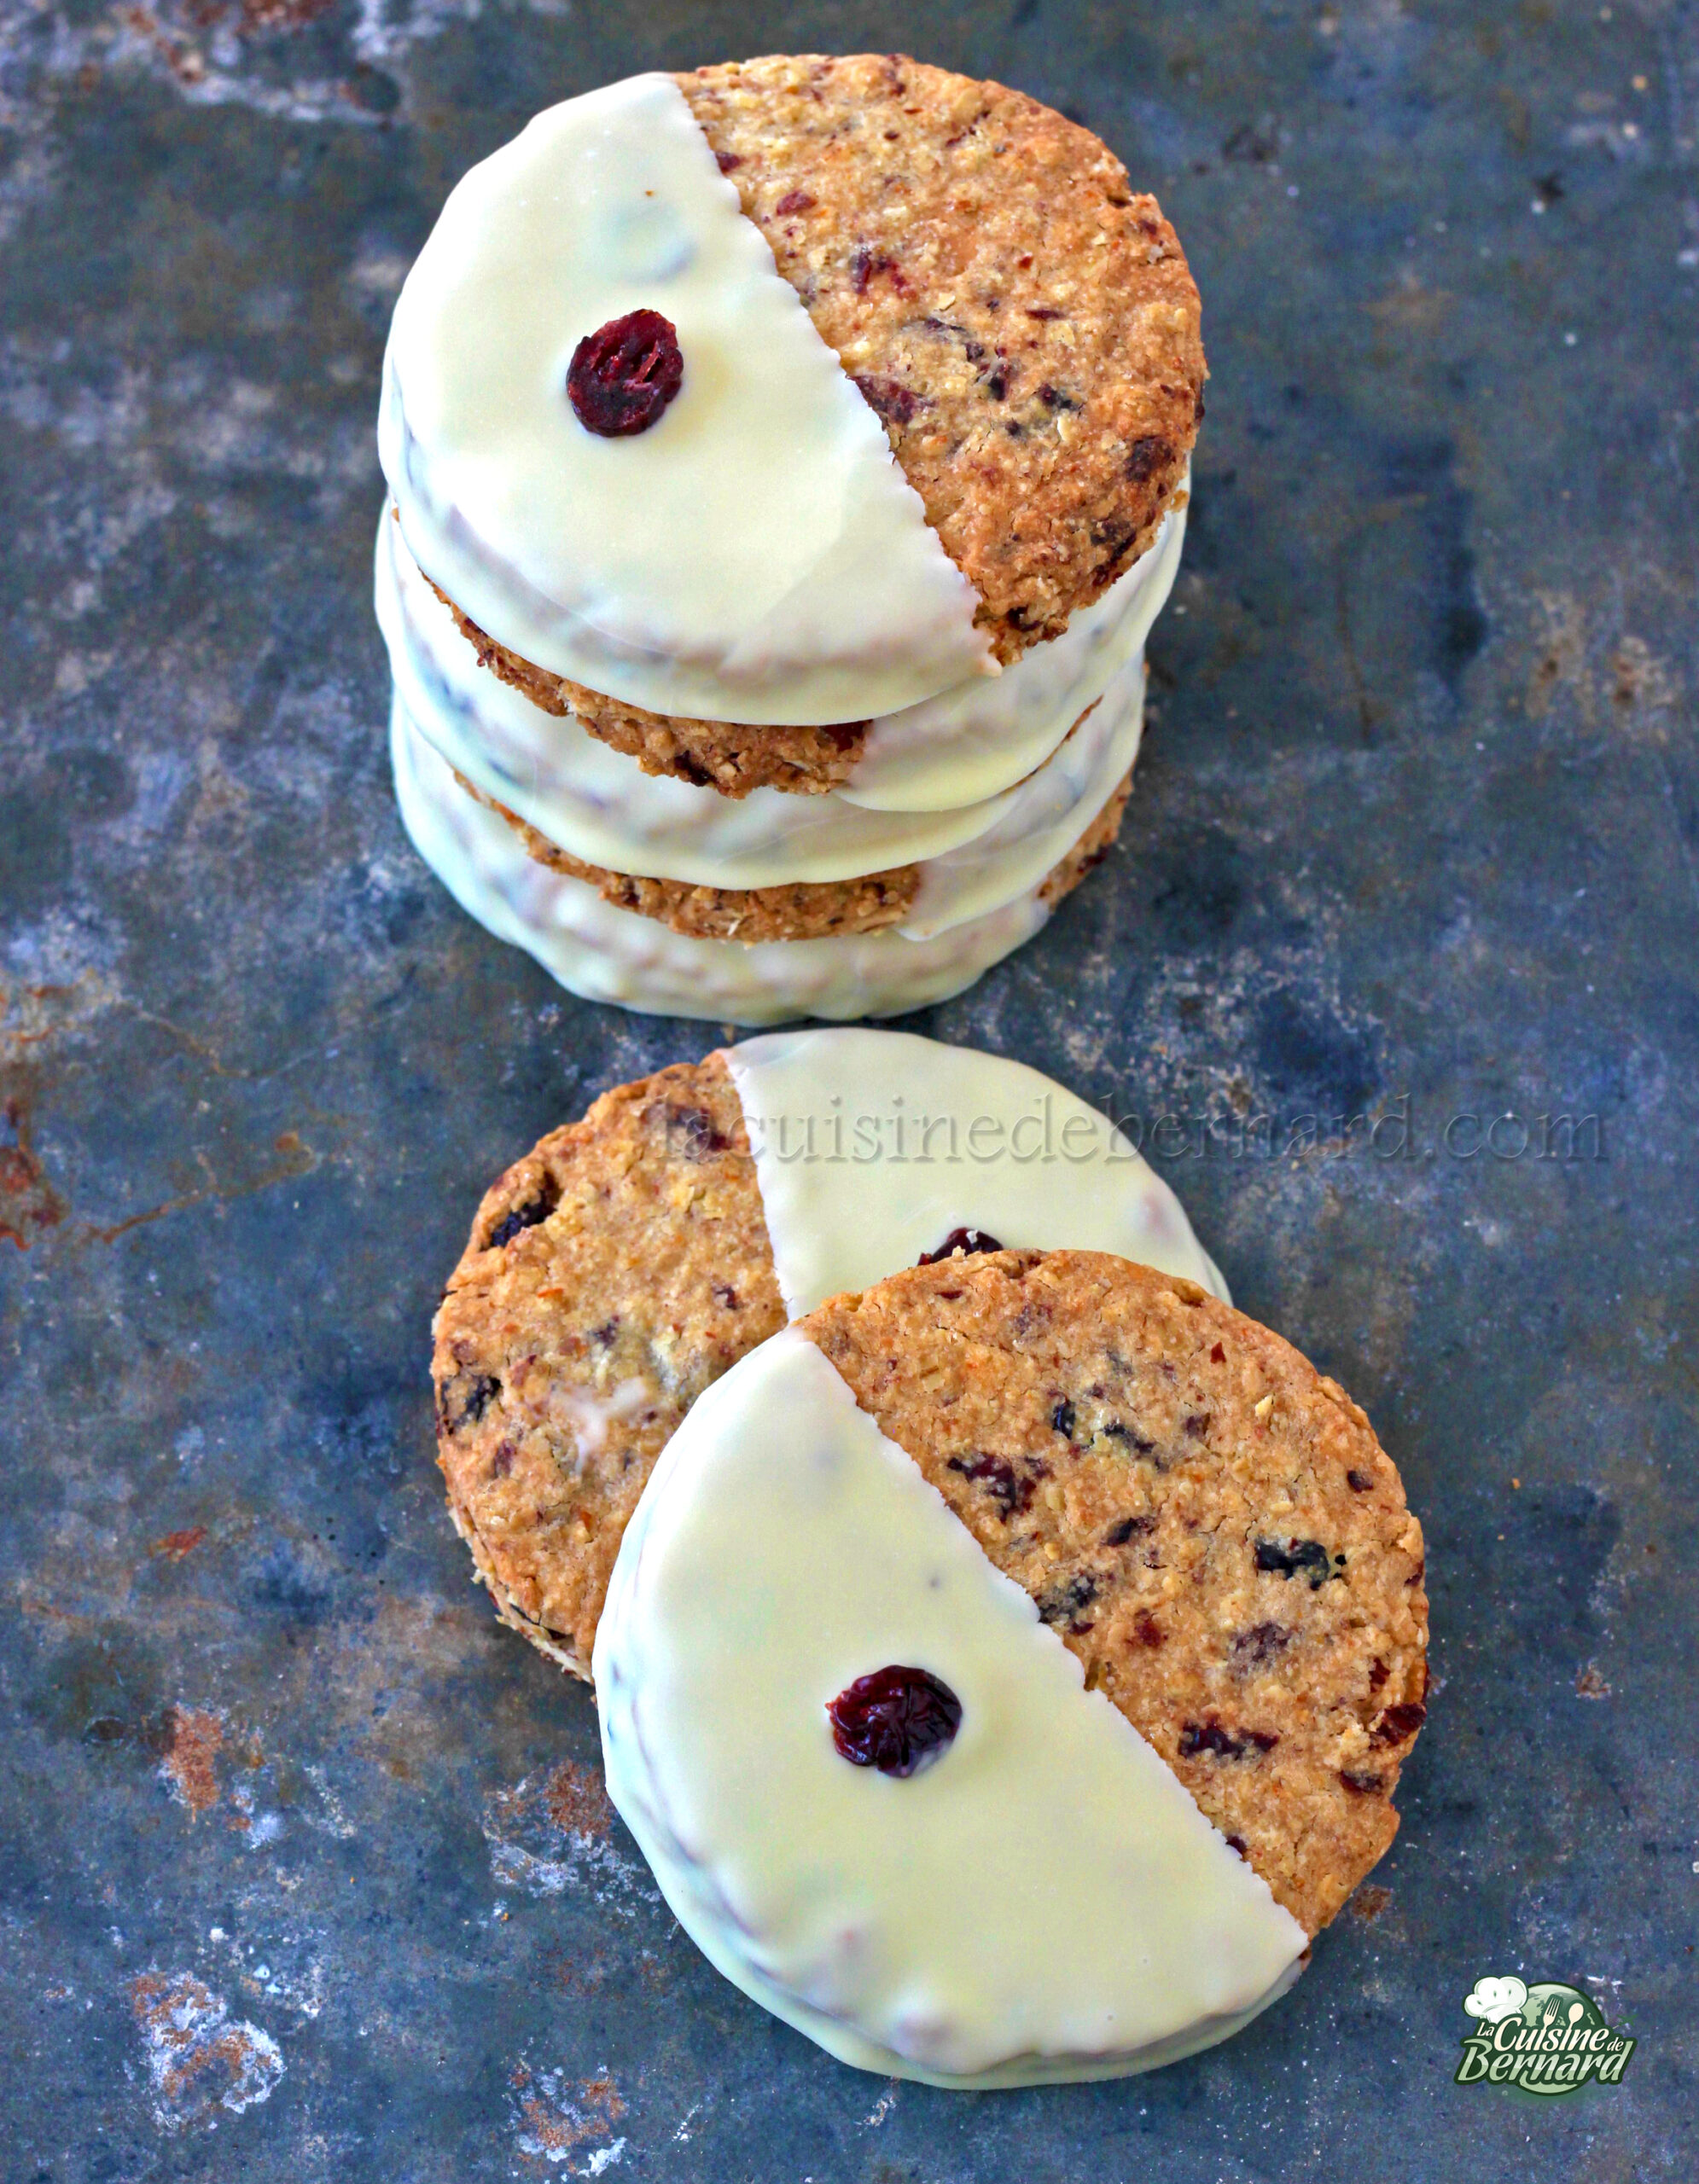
[376,508,1152,909]
[391,704,1058,1025]
[720,1029,1227,1318]
[841,496,1184,813]
[379,75,990,727]
[594,1329,1307,2086]
[903,659,1143,938]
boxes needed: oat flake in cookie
[430,1032,1224,1671]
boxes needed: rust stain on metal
[159,1705,225,1817]
[77,1132,317,1246]
[150,1526,208,1561]
[130,1971,285,2132]
[0,1095,67,1247]
[509,2063,626,2166]
[544,1760,614,1841]
[156,1705,267,1821]
[237,0,339,32]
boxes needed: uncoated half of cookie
[432,1058,780,1675]
[797,1250,1429,1937]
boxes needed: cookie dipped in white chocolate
[380,75,990,728]
[391,703,1059,1025]
[720,1029,1226,1318]
[594,1327,1306,2086]
[380,497,1164,880]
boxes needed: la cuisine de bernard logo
[1456,1976,1635,2096]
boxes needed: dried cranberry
[1037,1571,1098,1629]
[1231,1620,1291,1664]
[1372,1700,1427,1745]
[828,1665,962,1777]
[917,1227,1004,1264]
[567,310,684,438]
[486,1190,556,1249]
[441,1370,498,1433]
[1254,1536,1342,1589]
[853,374,923,427]
[1178,1716,1278,1761]
[946,1451,1041,1518]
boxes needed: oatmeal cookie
[433,55,1202,796]
[798,1250,1428,1935]
[433,572,868,799]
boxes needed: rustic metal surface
[2,2,1693,2176]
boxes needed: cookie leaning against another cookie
[432,1060,780,1675]
[798,1250,1429,1936]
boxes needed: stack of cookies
[377,55,1205,1023]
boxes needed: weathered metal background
[2,1,1693,2176]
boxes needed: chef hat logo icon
[1463,1975,1528,2024]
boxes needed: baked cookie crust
[432,1058,781,1674]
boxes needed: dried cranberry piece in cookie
[828,1665,963,1778]
[567,310,684,437]
[916,1227,1004,1265]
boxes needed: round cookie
[680,56,1202,658]
[594,1321,1306,2085]
[431,1034,1219,1669]
[433,576,867,799]
[427,56,1203,794]
[797,1250,1428,1936]
[393,704,1114,1024]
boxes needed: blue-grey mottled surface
[2,2,1694,2176]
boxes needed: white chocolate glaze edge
[719,1028,1229,1317]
